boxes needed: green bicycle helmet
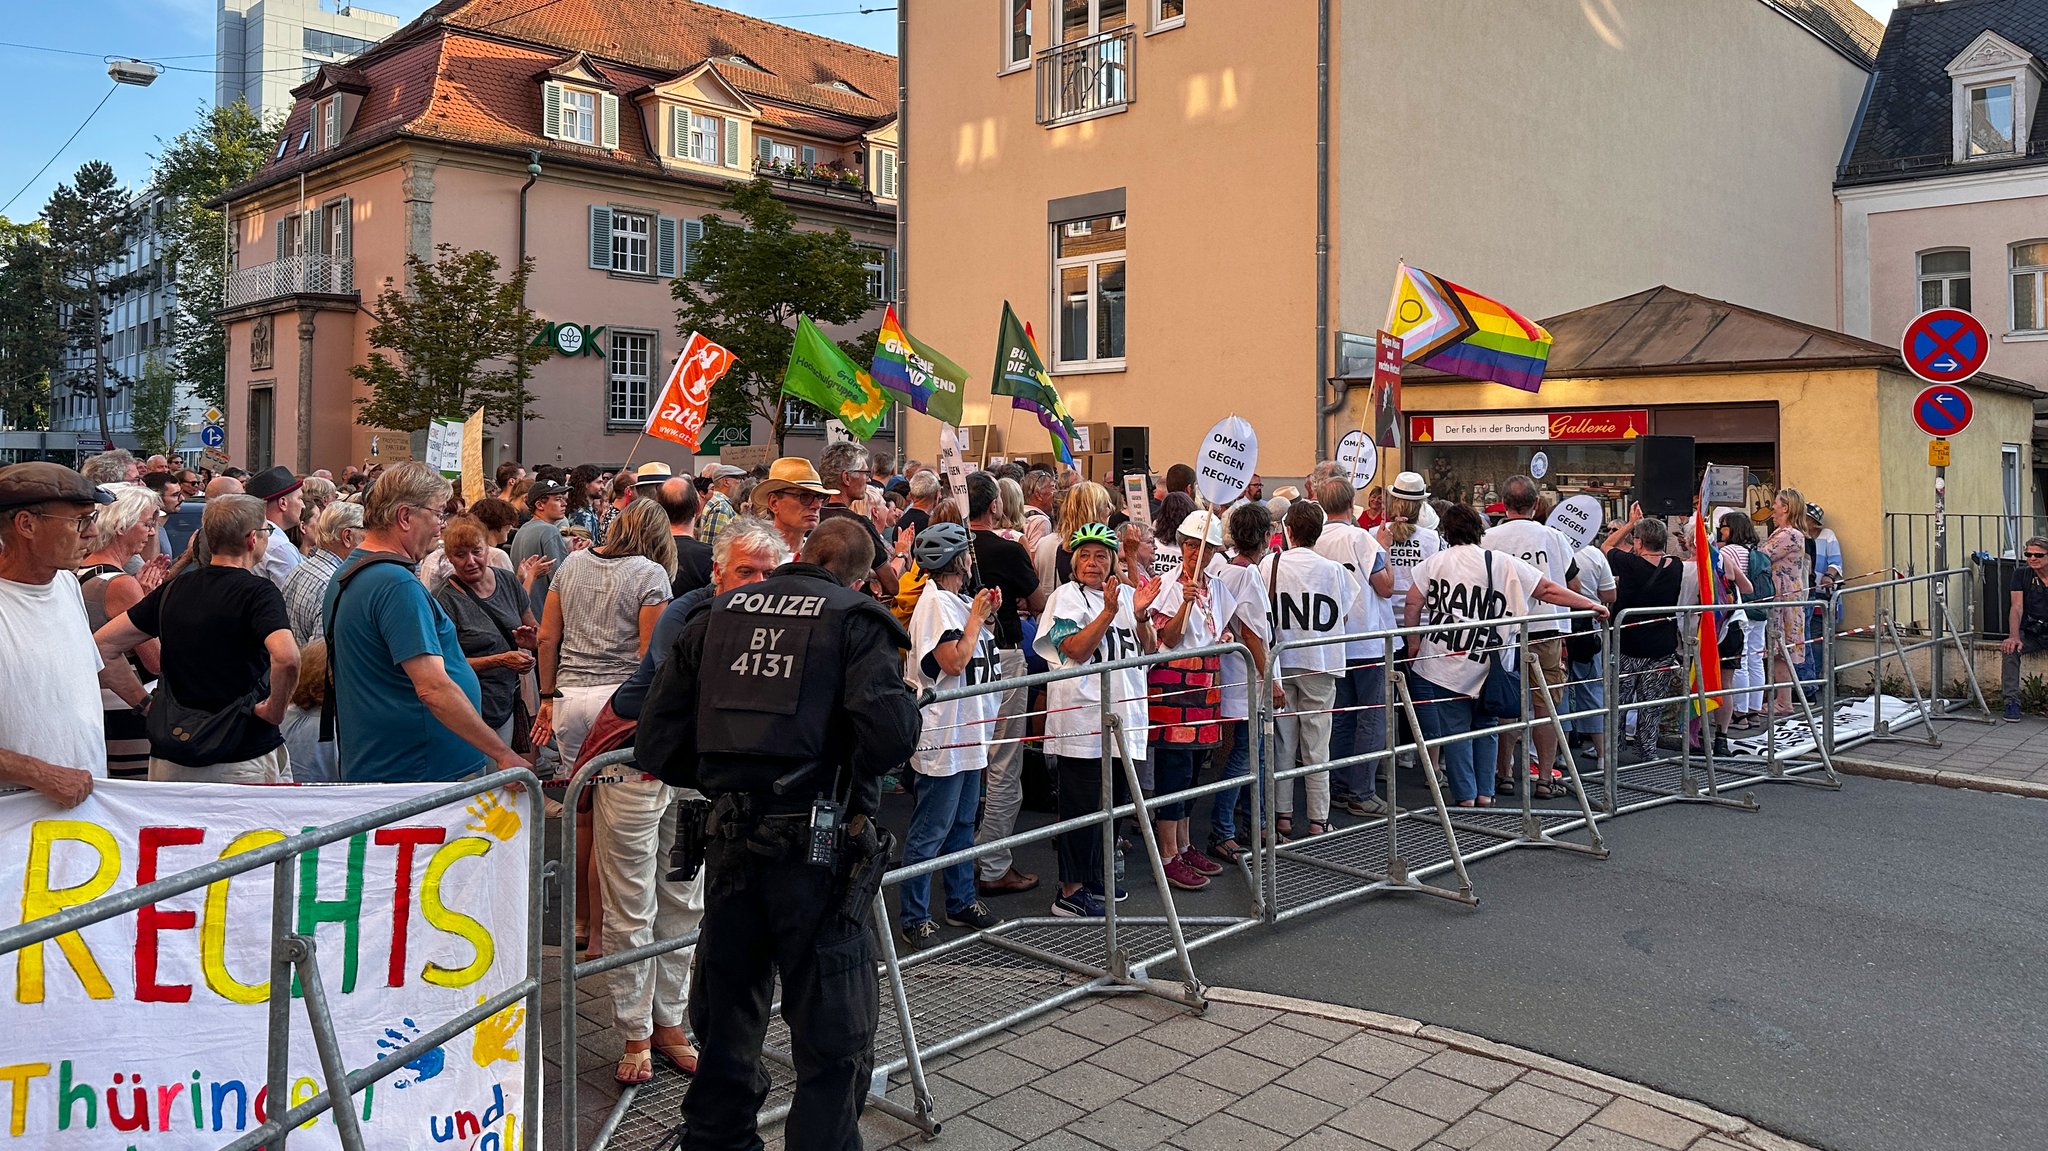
[912,522,974,572]
[1068,521,1118,552]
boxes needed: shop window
[1917,249,1971,312]
[1053,212,1125,370]
[608,332,652,426]
[2012,241,2048,332]
[1002,0,1033,71]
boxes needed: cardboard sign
[718,444,773,472]
[645,332,737,451]
[1196,416,1258,505]
[1335,429,1376,489]
[938,424,971,518]
[0,780,533,1149]
[460,408,485,506]
[1701,464,1745,508]
[1370,332,1403,448]
[1546,493,1605,551]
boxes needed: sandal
[653,1040,699,1076]
[1456,799,1476,808]
[1474,796,1493,808]
[1495,777,1517,797]
[1304,820,1332,837]
[1275,816,1295,840]
[1208,839,1247,863]
[615,1048,654,1085]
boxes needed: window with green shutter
[683,218,704,276]
[672,106,691,159]
[542,81,564,139]
[723,119,741,168]
[656,216,679,278]
[589,205,613,269]
[600,93,620,149]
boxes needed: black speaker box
[1635,435,1695,516]
[1112,426,1150,477]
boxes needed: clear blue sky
[0,0,900,221]
[0,0,1893,222]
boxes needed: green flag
[781,314,892,440]
[991,301,1078,464]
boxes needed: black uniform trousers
[680,827,879,1151]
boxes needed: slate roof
[1403,285,2041,398]
[1768,0,1887,65]
[1840,0,2048,183]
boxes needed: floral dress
[1762,526,1808,660]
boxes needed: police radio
[806,798,843,867]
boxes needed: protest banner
[1335,429,1376,489]
[1546,493,1604,551]
[460,408,485,506]
[1195,416,1258,506]
[1370,332,1404,449]
[0,780,533,1149]
[424,419,462,479]
[645,332,738,452]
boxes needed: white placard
[938,424,971,518]
[1530,451,1549,480]
[1122,473,1152,533]
[1072,426,1094,454]
[1335,429,1376,489]
[1196,416,1258,506]
[424,418,463,478]
[824,419,856,446]
[1546,493,1605,551]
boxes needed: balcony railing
[1036,25,1135,126]
[222,254,355,309]
[750,160,874,200]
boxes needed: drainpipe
[895,0,909,472]
[1313,0,1331,462]
[514,150,541,464]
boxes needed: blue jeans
[898,770,981,928]
[1407,674,1489,804]
[1566,654,1604,734]
[1797,609,1825,698]
[1208,720,1254,846]
[1330,659,1387,801]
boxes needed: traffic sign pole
[1934,465,1947,703]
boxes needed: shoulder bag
[450,572,535,755]
[1476,551,1524,720]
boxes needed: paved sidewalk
[1833,709,2048,795]
[852,988,1817,1151]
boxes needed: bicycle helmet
[1069,521,1118,553]
[912,522,974,572]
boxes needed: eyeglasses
[842,469,871,479]
[778,490,827,506]
[405,504,449,523]
[26,510,96,531]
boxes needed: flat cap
[0,463,115,510]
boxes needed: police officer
[636,516,919,1151]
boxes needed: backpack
[1742,547,1774,622]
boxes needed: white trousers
[1274,671,1337,822]
[554,682,615,766]
[973,648,1029,882]
[149,744,290,784]
[595,776,705,1040]
[1734,617,1768,713]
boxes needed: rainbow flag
[990,302,1079,465]
[1688,473,1723,715]
[1384,263,1552,393]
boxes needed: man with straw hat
[751,457,837,556]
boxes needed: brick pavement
[1833,710,2048,796]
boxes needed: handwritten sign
[938,424,971,518]
[1196,416,1258,506]
[1335,429,1376,489]
[424,419,462,479]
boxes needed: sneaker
[1085,881,1130,903]
[1163,856,1210,891]
[1051,889,1106,918]
[2006,700,2023,722]
[1180,846,1224,876]
[1344,795,1389,817]
[945,901,1001,930]
[900,920,940,949]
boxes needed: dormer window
[724,53,763,71]
[562,88,595,143]
[1969,84,2016,156]
[543,78,620,149]
[1947,31,2043,164]
[316,97,342,150]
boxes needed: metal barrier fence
[1885,512,2046,636]
[0,769,547,1151]
[1829,569,1994,750]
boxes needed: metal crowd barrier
[0,769,547,1151]
[1829,568,1994,752]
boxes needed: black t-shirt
[1606,548,1683,659]
[818,504,890,570]
[897,506,931,541]
[972,528,1040,648]
[129,565,292,761]
[673,535,714,597]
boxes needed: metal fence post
[265,855,297,1151]
[1099,668,1121,976]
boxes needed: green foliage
[350,244,547,431]
[2020,674,2048,716]
[129,356,181,458]
[44,161,145,444]
[672,179,877,451]
[153,100,279,412]
[0,216,56,429]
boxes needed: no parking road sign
[1912,384,1973,438]
[1901,308,1988,385]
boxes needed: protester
[511,479,572,617]
[281,640,338,783]
[142,470,183,559]
[897,469,939,540]
[283,502,364,645]
[1145,508,1227,890]
[246,465,306,589]
[817,443,901,597]
[1037,480,1115,591]
[1762,489,1811,714]
[1717,511,1767,729]
[80,449,140,486]
[534,499,675,766]
[1020,470,1057,552]
[323,463,524,782]
[694,463,748,546]
[77,485,163,777]
[599,467,647,543]
[96,494,300,783]
[1797,502,1842,699]
[1376,472,1443,615]
[566,463,605,541]
[433,514,540,745]
[2001,536,2048,721]
[0,464,110,805]
[751,457,836,557]
[1260,501,1362,837]
[899,523,1004,947]
[1403,503,1604,805]
[1565,530,1619,766]
[1150,492,1195,582]
[1313,479,1397,814]
[1604,507,1686,759]
[1206,501,1274,861]
[298,475,338,549]
[959,472,1047,896]
[652,477,712,596]
[1482,475,1578,796]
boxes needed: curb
[1831,756,2048,799]
[1204,987,1820,1151]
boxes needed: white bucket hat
[1389,471,1430,501]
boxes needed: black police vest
[696,569,869,788]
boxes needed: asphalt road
[1196,776,2048,1151]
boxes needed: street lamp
[107,59,162,87]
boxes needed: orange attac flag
[644,332,737,450]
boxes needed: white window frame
[2011,241,2048,334]
[785,400,824,431]
[1148,0,1184,33]
[1060,0,1130,42]
[1967,82,2018,158]
[1001,0,1033,73]
[561,88,597,145]
[1051,215,1126,373]
[875,148,897,197]
[690,113,721,165]
[1917,248,1972,313]
[859,245,892,303]
[767,140,799,166]
[608,331,653,427]
[1946,32,2044,165]
[611,210,652,276]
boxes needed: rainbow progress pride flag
[1384,263,1553,393]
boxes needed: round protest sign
[1197,416,1259,505]
[1336,429,1377,489]
[1545,493,1603,551]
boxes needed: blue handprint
[375,1018,447,1089]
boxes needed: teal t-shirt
[323,550,489,782]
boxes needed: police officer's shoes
[901,921,941,950]
[945,901,1001,930]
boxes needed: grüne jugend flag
[991,301,1079,465]
[1384,263,1553,393]
[781,313,892,440]
[871,305,970,427]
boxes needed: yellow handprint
[464,789,522,841]
[471,994,525,1068]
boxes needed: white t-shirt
[0,572,108,778]
[1208,562,1271,722]
[1035,581,1149,761]
[1312,521,1394,660]
[1384,526,1443,615]
[1481,517,1572,634]
[905,587,1002,777]
[257,520,302,589]
[1149,568,1219,653]
[1573,543,1616,602]
[1150,538,1183,583]
[1255,548,1357,676]
[1407,544,1542,697]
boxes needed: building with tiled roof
[216,0,899,473]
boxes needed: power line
[0,84,119,217]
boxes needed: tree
[44,161,144,446]
[0,217,57,429]
[673,178,879,452]
[153,100,279,412]
[351,244,547,431]
[130,356,181,458]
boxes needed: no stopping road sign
[1902,308,1988,385]
[1912,384,1973,438]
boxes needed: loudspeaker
[1635,435,1695,516]
[1112,426,1150,478]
